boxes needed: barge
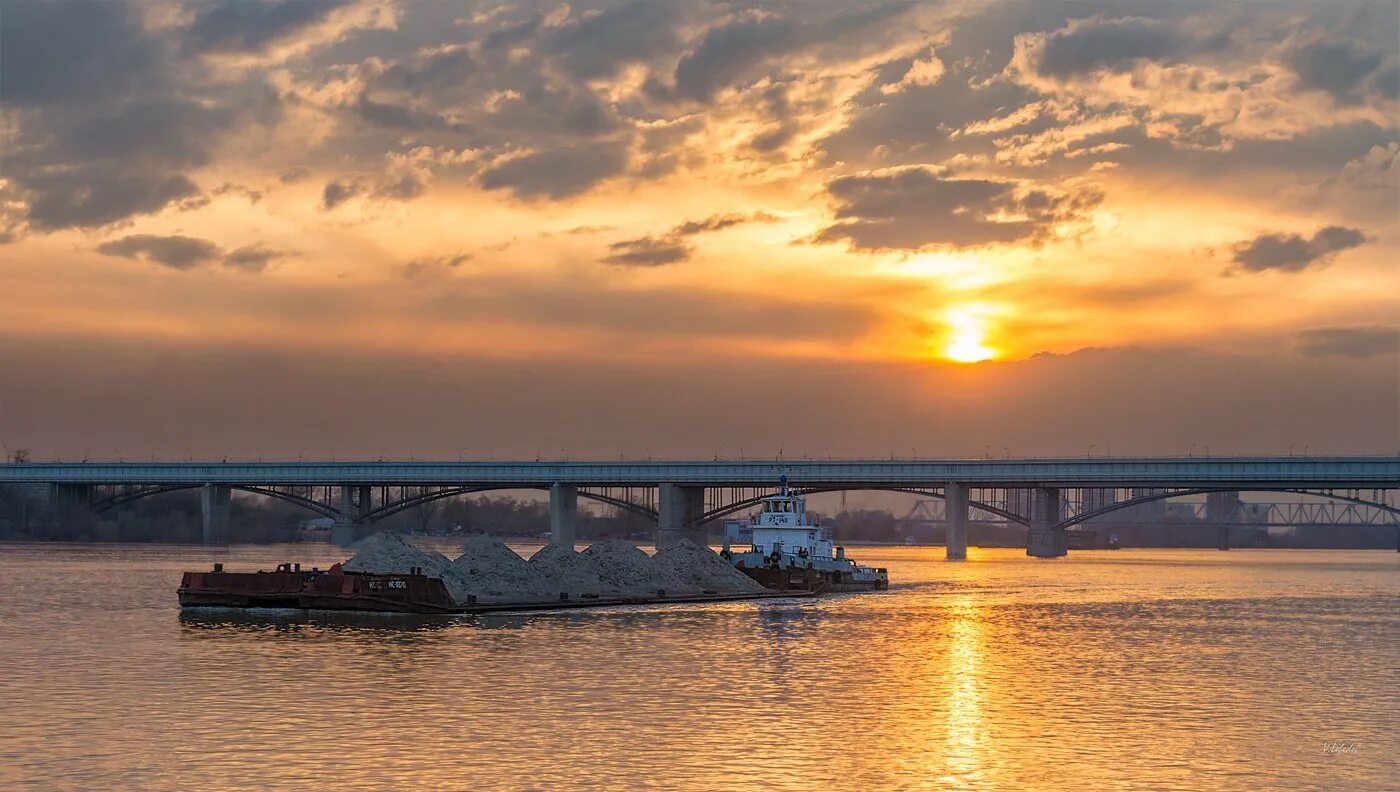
[178,562,812,615]
[724,477,889,592]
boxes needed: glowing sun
[941,306,999,363]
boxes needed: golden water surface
[0,543,1395,791]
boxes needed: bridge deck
[2,457,1397,488]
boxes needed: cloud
[96,234,286,272]
[671,212,775,236]
[186,0,355,54]
[1228,226,1368,273]
[542,1,685,79]
[0,0,166,107]
[1341,142,1400,190]
[321,180,362,210]
[667,4,915,102]
[372,170,427,201]
[478,141,629,199]
[816,168,1103,251]
[1295,326,1397,358]
[96,234,222,270]
[279,167,311,184]
[222,245,287,273]
[600,237,692,267]
[401,253,473,279]
[0,1,284,232]
[1285,35,1392,104]
[1024,15,1224,78]
[601,213,776,266]
[672,15,796,101]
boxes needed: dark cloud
[374,45,478,94]
[279,167,311,184]
[816,168,1103,251]
[543,1,685,79]
[185,0,352,54]
[1229,226,1367,273]
[401,253,473,279]
[669,4,913,102]
[321,180,362,210]
[1295,326,1397,358]
[673,15,795,101]
[818,58,1037,171]
[372,171,427,201]
[96,234,285,273]
[671,213,774,236]
[96,234,222,270]
[481,17,542,51]
[1285,35,1391,104]
[600,213,776,266]
[222,246,286,273]
[478,141,629,199]
[0,0,166,106]
[1029,15,1223,77]
[600,236,691,267]
[0,0,282,232]
[19,167,203,231]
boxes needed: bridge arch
[91,484,663,524]
[695,486,1031,526]
[363,485,659,523]
[91,484,341,519]
[1055,488,1400,531]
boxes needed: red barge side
[179,563,814,615]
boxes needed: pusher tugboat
[724,477,888,592]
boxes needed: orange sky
[0,1,1395,458]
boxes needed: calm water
[0,542,1395,791]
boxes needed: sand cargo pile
[582,540,698,596]
[341,533,772,603]
[652,539,767,592]
[526,542,622,598]
[451,536,553,600]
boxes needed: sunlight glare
[942,306,999,363]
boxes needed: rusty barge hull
[179,569,814,615]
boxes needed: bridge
[3,457,1397,557]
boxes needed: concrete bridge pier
[550,483,578,548]
[1027,486,1067,558]
[657,483,704,549]
[357,486,372,521]
[200,484,231,545]
[945,482,969,560]
[1217,526,1230,551]
[331,485,366,547]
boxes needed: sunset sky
[1,0,1396,460]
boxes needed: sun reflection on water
[941,596,987,787]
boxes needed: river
[0,542,1395,790]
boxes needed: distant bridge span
[5,457,1396,556]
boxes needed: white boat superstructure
[723,477,888,591]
